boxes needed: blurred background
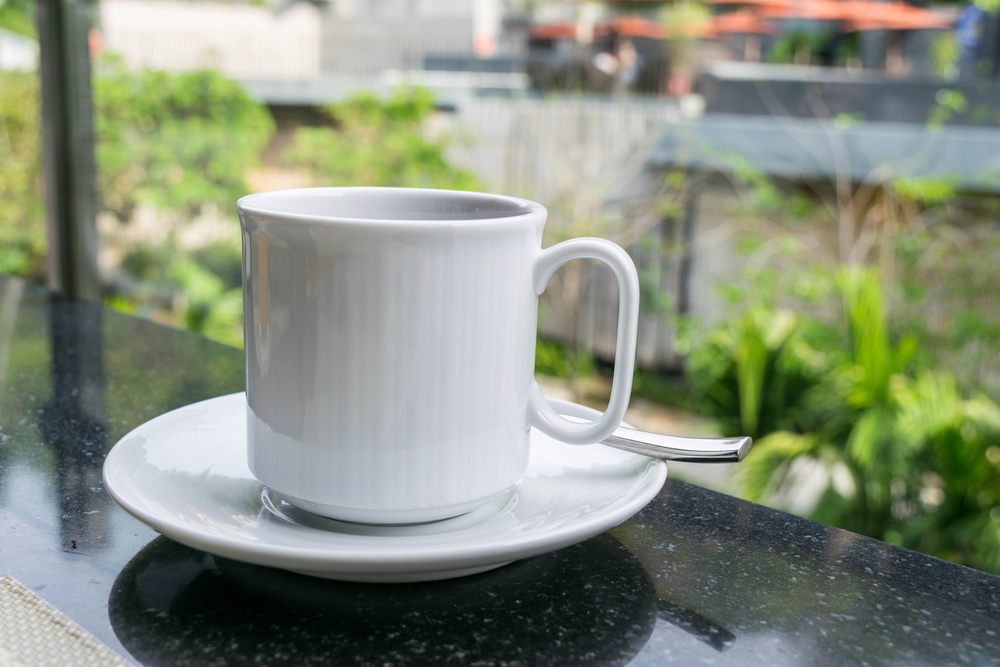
[4,0,1000,573]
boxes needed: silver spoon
[601,424,752,463]
[558,412,752,463]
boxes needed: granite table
[0,275,997,666]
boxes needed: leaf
[895,372,962,446]
[846,408,890,472]
[964,393,1000,434]
[738,431,821,503]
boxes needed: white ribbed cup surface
[239,188,545,522]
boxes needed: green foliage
[708,268,1000,573]
[535,339,570,378]
[638,265,673,315]
[893,216,1000,396]
[284,88,477,191]
[93,59,274,222]
[893,174,957,206]
[767,30,834,65]
[730,155,784,212]
[104,294,138,315]
[0,61,273,298]
[687,306,825,438]
[837,269,917,410]
[833,113,864,131]
[0,69,45,280]
[191,242,243,291]
[119,243,174,286]
[0,0,36,38]
[740,431,822,503]
[168,259,244,348]
[927,89,969,130]
[95,80,479,350]
[727,156,826,222]
[661,0,710,70]
[631,370,690,409]
[975,0,1000,14]
[110,240,244,347]
[969,103,1000,124]
[91,62,271,347]
[534,338,595,380]
[929,32,959,80]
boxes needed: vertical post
[677,182,699,317]
[36,0,100,300]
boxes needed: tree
[284,88,477,191]
[0,70,45,279]
[90,60,274,347]
[0,0,36,38]
[93,58,274,223]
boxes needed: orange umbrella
[755,0,951,28]
[843,1,951,30]
[757,0,856,20]
[530,17,670,41]
[528,23,578,40]
[848,16,950,30]
[709,8,780,35]
[707,0,794,6]
[530,2,951,44]
[600,15,710,40]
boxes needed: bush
[692,268,1000,573]
[0,70,46,281]
[284,88,477,191]
[534,338,595,380]
[93,61,272,347]
[686,307,824,438]
[94,58,274,222]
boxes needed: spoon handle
[602,425,752,463]
[549,399,753,463]
[557,412,752,462]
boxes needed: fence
[444,97,721,371]
[443,97,1000,397]
[444,97,678,207]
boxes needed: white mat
[0,575,132,667]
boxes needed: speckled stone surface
[0,276,998,666]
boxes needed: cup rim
[237,187,546,227]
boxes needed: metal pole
[36,0,100,300]
[677,182,699,317]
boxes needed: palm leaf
[739,431,821,503]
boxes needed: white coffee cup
[237,187,639,524]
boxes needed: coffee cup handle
[528,237,640,445]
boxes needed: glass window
[13,0,1000,575]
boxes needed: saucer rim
[104,393,667,577]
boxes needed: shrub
[692,268,1000,573]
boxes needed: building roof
[650,113,1000,193]
[709,0,952,31]
[528,13,779,41]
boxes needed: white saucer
[103,393,667,583]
